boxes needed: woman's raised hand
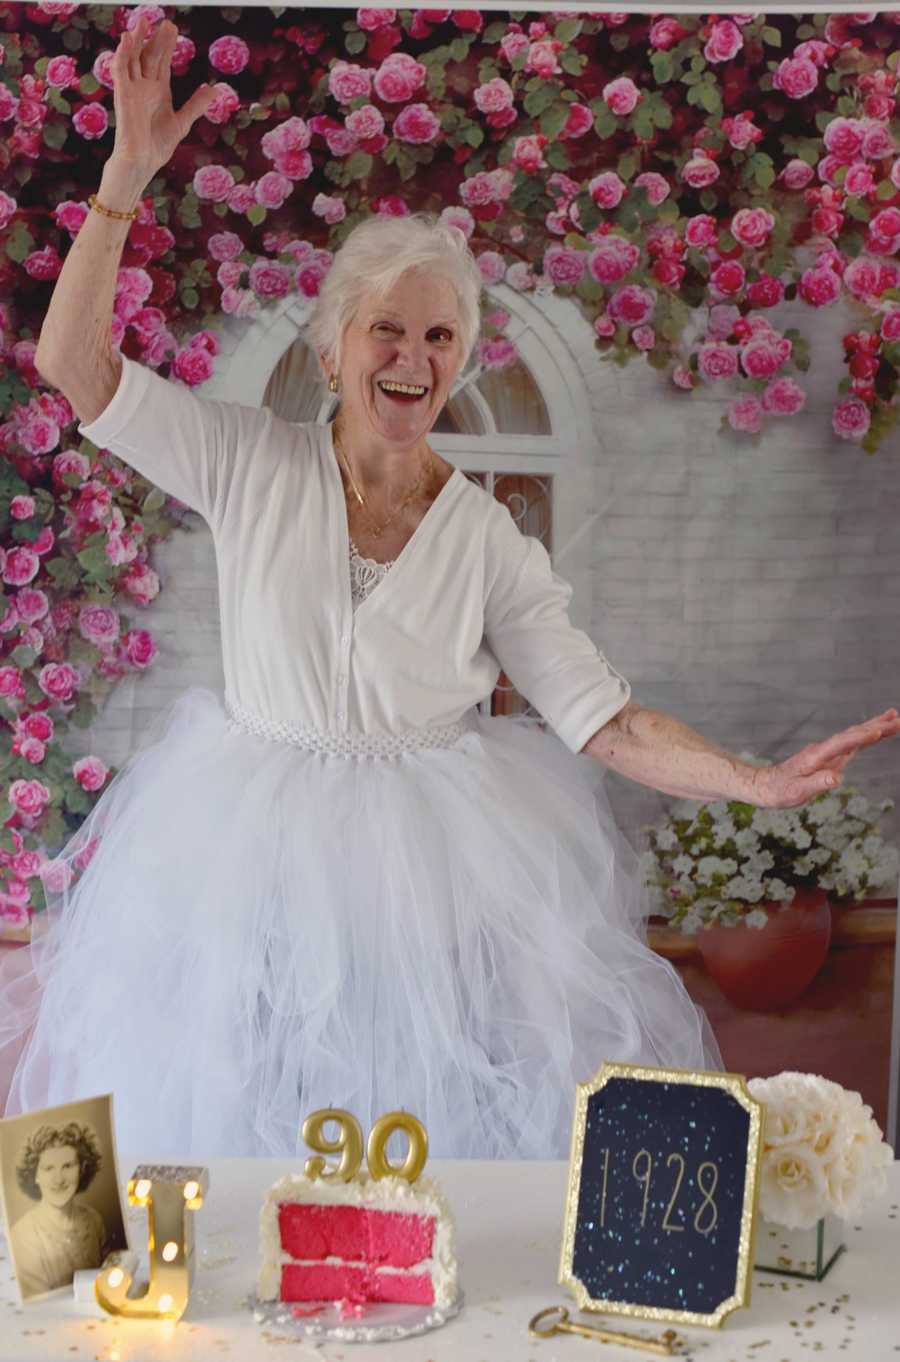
[109,14,215,174]
[749,707,900,809]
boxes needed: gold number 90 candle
[94,1164,209,1322]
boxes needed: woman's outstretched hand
[749,708,900,808]
[109,14,215,175]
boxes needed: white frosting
[257,1171,459,1308]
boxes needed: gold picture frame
[559,1061,764,1330]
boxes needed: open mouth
[377,380,429,404]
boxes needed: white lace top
[348,539,395,612]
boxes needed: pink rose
[740,336,789,379]
[681,154,720,189]
[762,377,806,415]
[594,313,616,338]
[45,55,78,88]
[499,31,529,63]
[723,115,761,151]
[39,858,72,894]
[511,134,547,173]
[747,274,786,308]
[798,266,842,306]
[862,122,895,162]
[697,342,739,381]
[602,76,641,116]
[38,662,79,703]
[19,736,46,764]
[560,103,593,140]
[248,260,294,299]
[477,251,506,284]
[634,172,670,206]
[357,7,396,29]
[328,60,373,104]
[844,163,876,197]
[394,103,441,145]
[72,103,108,140]
[262,117,312,159]
[23,712,53,742]
[10,495,36,520]
[832,396,871,440]
[255,172,293,210]
[121,628,158,670]
[0,667,25,700]
[871,207,900,241]
[73,755,109,793]
[79,604,120,648]
[588,236,640,283]
[439,206,474,238]
[345,105,385,142]
[672,365,695,389]
[731,206,776,249]
[704,20,744,63]
[685,214,718,249]
[7,778,51,818]
[0,190,18,230]
[843,255,883,302]
[193,165,235,202]
[121,561,160,606]
[543,244,587,287]
[2,546,40,587]
[474,78,514,113]
[727,395,763,432]
[880,309,900,342]
[824,117,867,162]
[795,39,831,67]
[202,82,240,126]
[710,261,746,297]
[781,159,815,191]
[649,17,688,49]
[608,284,656,326]
[208,34,250,76]
[373,52,427,103]
[631,325,655,351]
[15,589,48,626]
[588,171,626,210]
[73,837,100,873]
[208,231,244,263]
[480,337,518,370]
[773,57,819,100]
[312,193,346,225]
[526,39,561,79]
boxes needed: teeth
[379,380,427,396]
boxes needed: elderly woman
[10,1122,107,1299]
[3,17,897,1159]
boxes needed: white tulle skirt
[1,687,721,1159]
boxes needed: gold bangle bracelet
[88,192,140,221]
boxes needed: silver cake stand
[250,1288,464,1343]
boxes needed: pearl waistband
[224,696,474,759]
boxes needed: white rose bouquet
[639,759,898,933]
[747,1072,894,1229]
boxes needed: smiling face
[34,1144,81,1208]
[329,269,465,449]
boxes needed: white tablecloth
[1,1156,898,1361]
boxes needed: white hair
[306,213,484,383]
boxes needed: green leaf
[651,51,675,84]
[761,25,782,47]
[559,49,586,77]
[523,83,557,118]
[617,151,638,182]
[79,73,99,95]
[449,37,470,62]
[544,142,570,171]
[483,21,507,44]
[554,19,582,44]
[11,645,36,668]
[540,102,571,140]
[345,29,366,54]
[876,179,897,200]
[698,82,722,115]
[62,25,84,51]
[76,546,112,576]
[42,122,68,150]
[463,123,485,148]
[246,203,267,226]
[4,220,34,264]
[592,104,618,140]
[213,202,229,218]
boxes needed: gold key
[528,1305,681,1356]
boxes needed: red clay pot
[696,886,832,1011]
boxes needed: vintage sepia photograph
[0,1094,129,1303]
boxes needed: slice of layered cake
[257,1169,459,1309]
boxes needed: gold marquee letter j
[95,1164,209,1321]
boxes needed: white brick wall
[69,294,899,859]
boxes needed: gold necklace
[333,424,435,540]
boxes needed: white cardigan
[77,356,631,754]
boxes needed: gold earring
[328,375,338,393]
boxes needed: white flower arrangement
[639,756,898,933]
[747,1072,894,1229]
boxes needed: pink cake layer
[278,1203,435,1269]
[281,1261,434,1306]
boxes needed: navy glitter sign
[559,1063,764,1329]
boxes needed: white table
[1,1157,898,1362]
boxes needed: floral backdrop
[1,3,899,931]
